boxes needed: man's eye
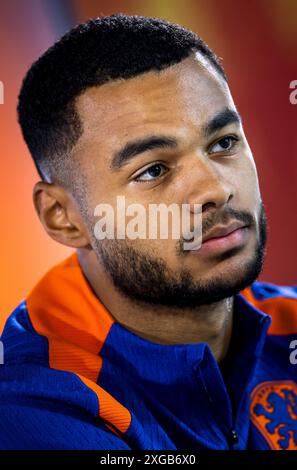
[134,163,168,182]
[209,136,239,154]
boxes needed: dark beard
[95,203,267,309]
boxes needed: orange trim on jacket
[241,286,297,336]
[26,253,131,434]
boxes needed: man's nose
[183,157,234,213]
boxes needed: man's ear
[33,181,90,248]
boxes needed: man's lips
[202,221,248,243]
[190,222,250,255]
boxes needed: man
[0,14,296,450]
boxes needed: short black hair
[17,13,226,182]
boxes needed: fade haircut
[17,13,226,184]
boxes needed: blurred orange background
[0,0,296,332]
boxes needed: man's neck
[77,248,234,364]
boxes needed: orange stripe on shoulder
[26,253,132,435]
[241,286,297,336]
[26,253,114,381]
[77,375,131,434]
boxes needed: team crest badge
[251,381,297,450]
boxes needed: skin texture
[33,52,265,363]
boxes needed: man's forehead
[74,54,233,149]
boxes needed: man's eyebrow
[111,135,177,171]
[110,108,241,171]
[204,108,242,137]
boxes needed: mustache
[202,208,254,236]
[179,207,255,252]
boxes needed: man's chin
[188,257,263,304]
[158,252,264,308]
[96,235,265,309]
